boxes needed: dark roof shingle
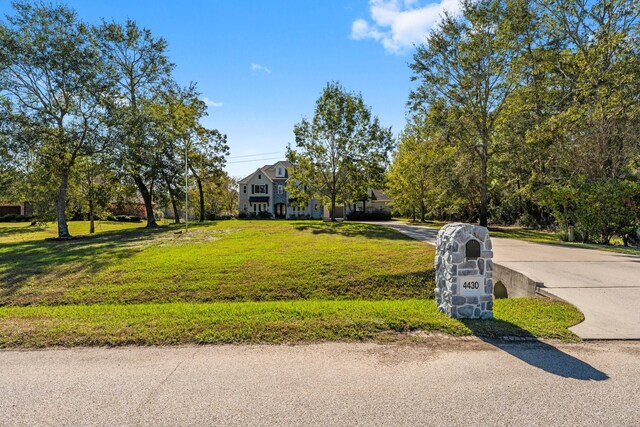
[261,161,292,180]
[371,189,391,202]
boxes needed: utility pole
[185,142,188,232]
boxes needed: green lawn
[0,220,583,346]
[0,220,433,306]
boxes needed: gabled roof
[239,160,291,184]
[238,167,274,184]
[262,161,291,180]
[371,189,391,202]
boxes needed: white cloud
[351,0,461,54]
[202,97,223,108]
[250,63,271,74]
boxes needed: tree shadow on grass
[293,222,415,241]
[0,224,43,238]
[462,318,609,381]
[0,225,185,304]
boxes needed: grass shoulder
[0,298,582,347]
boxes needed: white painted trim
[238,167,274,184]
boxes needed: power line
[226,156,284,164]
[227,151,284,159]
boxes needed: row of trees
[0,2,231,238]
[390,0,640,244]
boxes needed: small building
[238,161,323,219]
[324,189,393,219]
[350,189,392,214]
[0,202,32,217]
[108,198,155,219]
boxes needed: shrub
[107,215,142,223]
[538,179,640,245]
[256,211,273,219]
[346,209,391,221]
[237,211,272,220]
[288,214,311,220]
[206,213,235,220]
[0,214,34,222]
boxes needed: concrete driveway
[374,222,640,340]
[2,340,639,426]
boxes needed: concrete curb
[493,262,543,299]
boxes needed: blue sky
[1,1,459,178]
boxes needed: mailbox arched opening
[494,281,508,299]
[465,239,481,260]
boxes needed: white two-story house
[238,161,323,219]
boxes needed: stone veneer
[272,179,287,205]
[434,223,494,320]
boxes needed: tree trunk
[330,193,336,222]
[420,181,426,222]
[197,177,205,222]
[164,176,180,224]
[133,174,158,228]
[479,142,489,228]
[170,193,180,224]
[57,169,72,239]
[89,198,95,234]
[188,165,206,222]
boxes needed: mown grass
[0,220,143,242]
[0,220,434,306]
[0,298,583,347]
[0,220,584,346]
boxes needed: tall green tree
[527,0,640,238]
[146,83,202,224]
[388,118,432,221]
[188,128,229,222]
[410,0,530,226]
[97,19,173,228]
[288,82,394,221]
[0,2,109,238]
[72,155,116,234]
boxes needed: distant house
[325,189,393,219]
[238,161,393,220]
[353,188,393,214]
[0,202,32,217]
[238,161,323,219]
[108,198,155,219]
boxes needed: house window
[277,167,284,177]
[243,186,246,194]
[277,185,283,195]
[314,204,318,211]
[253,204,257,213]
[253,184,267,194]
[258,174,261,179]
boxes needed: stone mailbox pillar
[434,223,494,319]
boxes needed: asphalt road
[2,340,638,426]
[375,222,640,340]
